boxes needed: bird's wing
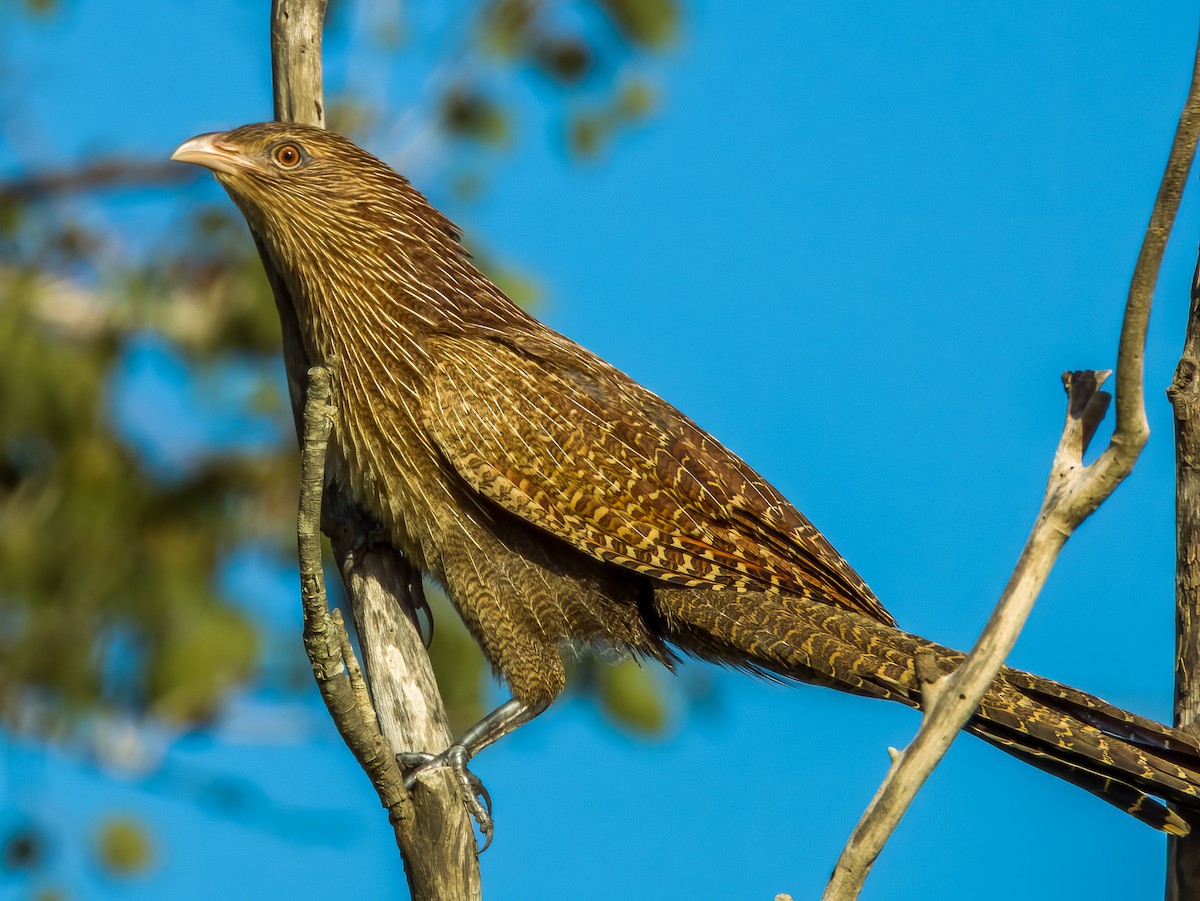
[421,332,893,624]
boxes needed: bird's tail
[653,585,1200,834]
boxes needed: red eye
[273,143,303,168]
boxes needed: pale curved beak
[171,132,243,176]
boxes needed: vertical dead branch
[1167,255,1200,900]
[825,27,1200,901]
[297,366,413,850]
[271,0,328,128]
[267,2,481,898]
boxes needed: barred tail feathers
[653,585,1200,833]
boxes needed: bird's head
[171,123,465,290]
[172,123,390,221]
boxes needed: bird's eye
[272,143,304,169]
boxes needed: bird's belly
[429,500,672,701]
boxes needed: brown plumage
[174,121,1200,835]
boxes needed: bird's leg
[399,697,549,851]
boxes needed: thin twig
[824,26,1200,901]
[1116,37,1200,447]
[0,159,192,203]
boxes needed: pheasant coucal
[174,122,1200,837]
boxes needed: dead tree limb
[1166,249,1200,900]
[825,25,1200,901]
[0,159,191,203]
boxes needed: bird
[173,121,1200,841]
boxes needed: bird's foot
[399,745,494,853]
[397,698,549,853]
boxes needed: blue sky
[4,2,1200,899]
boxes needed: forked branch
[824,26,1200,901]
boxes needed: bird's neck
[260,220,488,566]
[261,213,533,437]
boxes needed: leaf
[532,38,592,84]
[617,78,656,120]
[479,0,540,58]
[597,658,668,734]
[22,0,58,16]
[598,0,679,48]
[440,86,511,147]
[568,114,604,158]
[93,815,154,878]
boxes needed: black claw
[472,774,493,818]
[397,744,495,852]
[476,818,494,855]
[407,575,435,648]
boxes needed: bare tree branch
[1166,247,1200,899]
[824,27,1200,901]
[271,0,328,129]
[0,159,192,204]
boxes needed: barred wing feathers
[421,332,893,625]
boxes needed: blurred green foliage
[601,0,679,47]
[93,815,155,878]
[445,0,673,161]
[594,658,669,734]
[0,271,262,730]
[18,0,57,16]
[1,0,683,893]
